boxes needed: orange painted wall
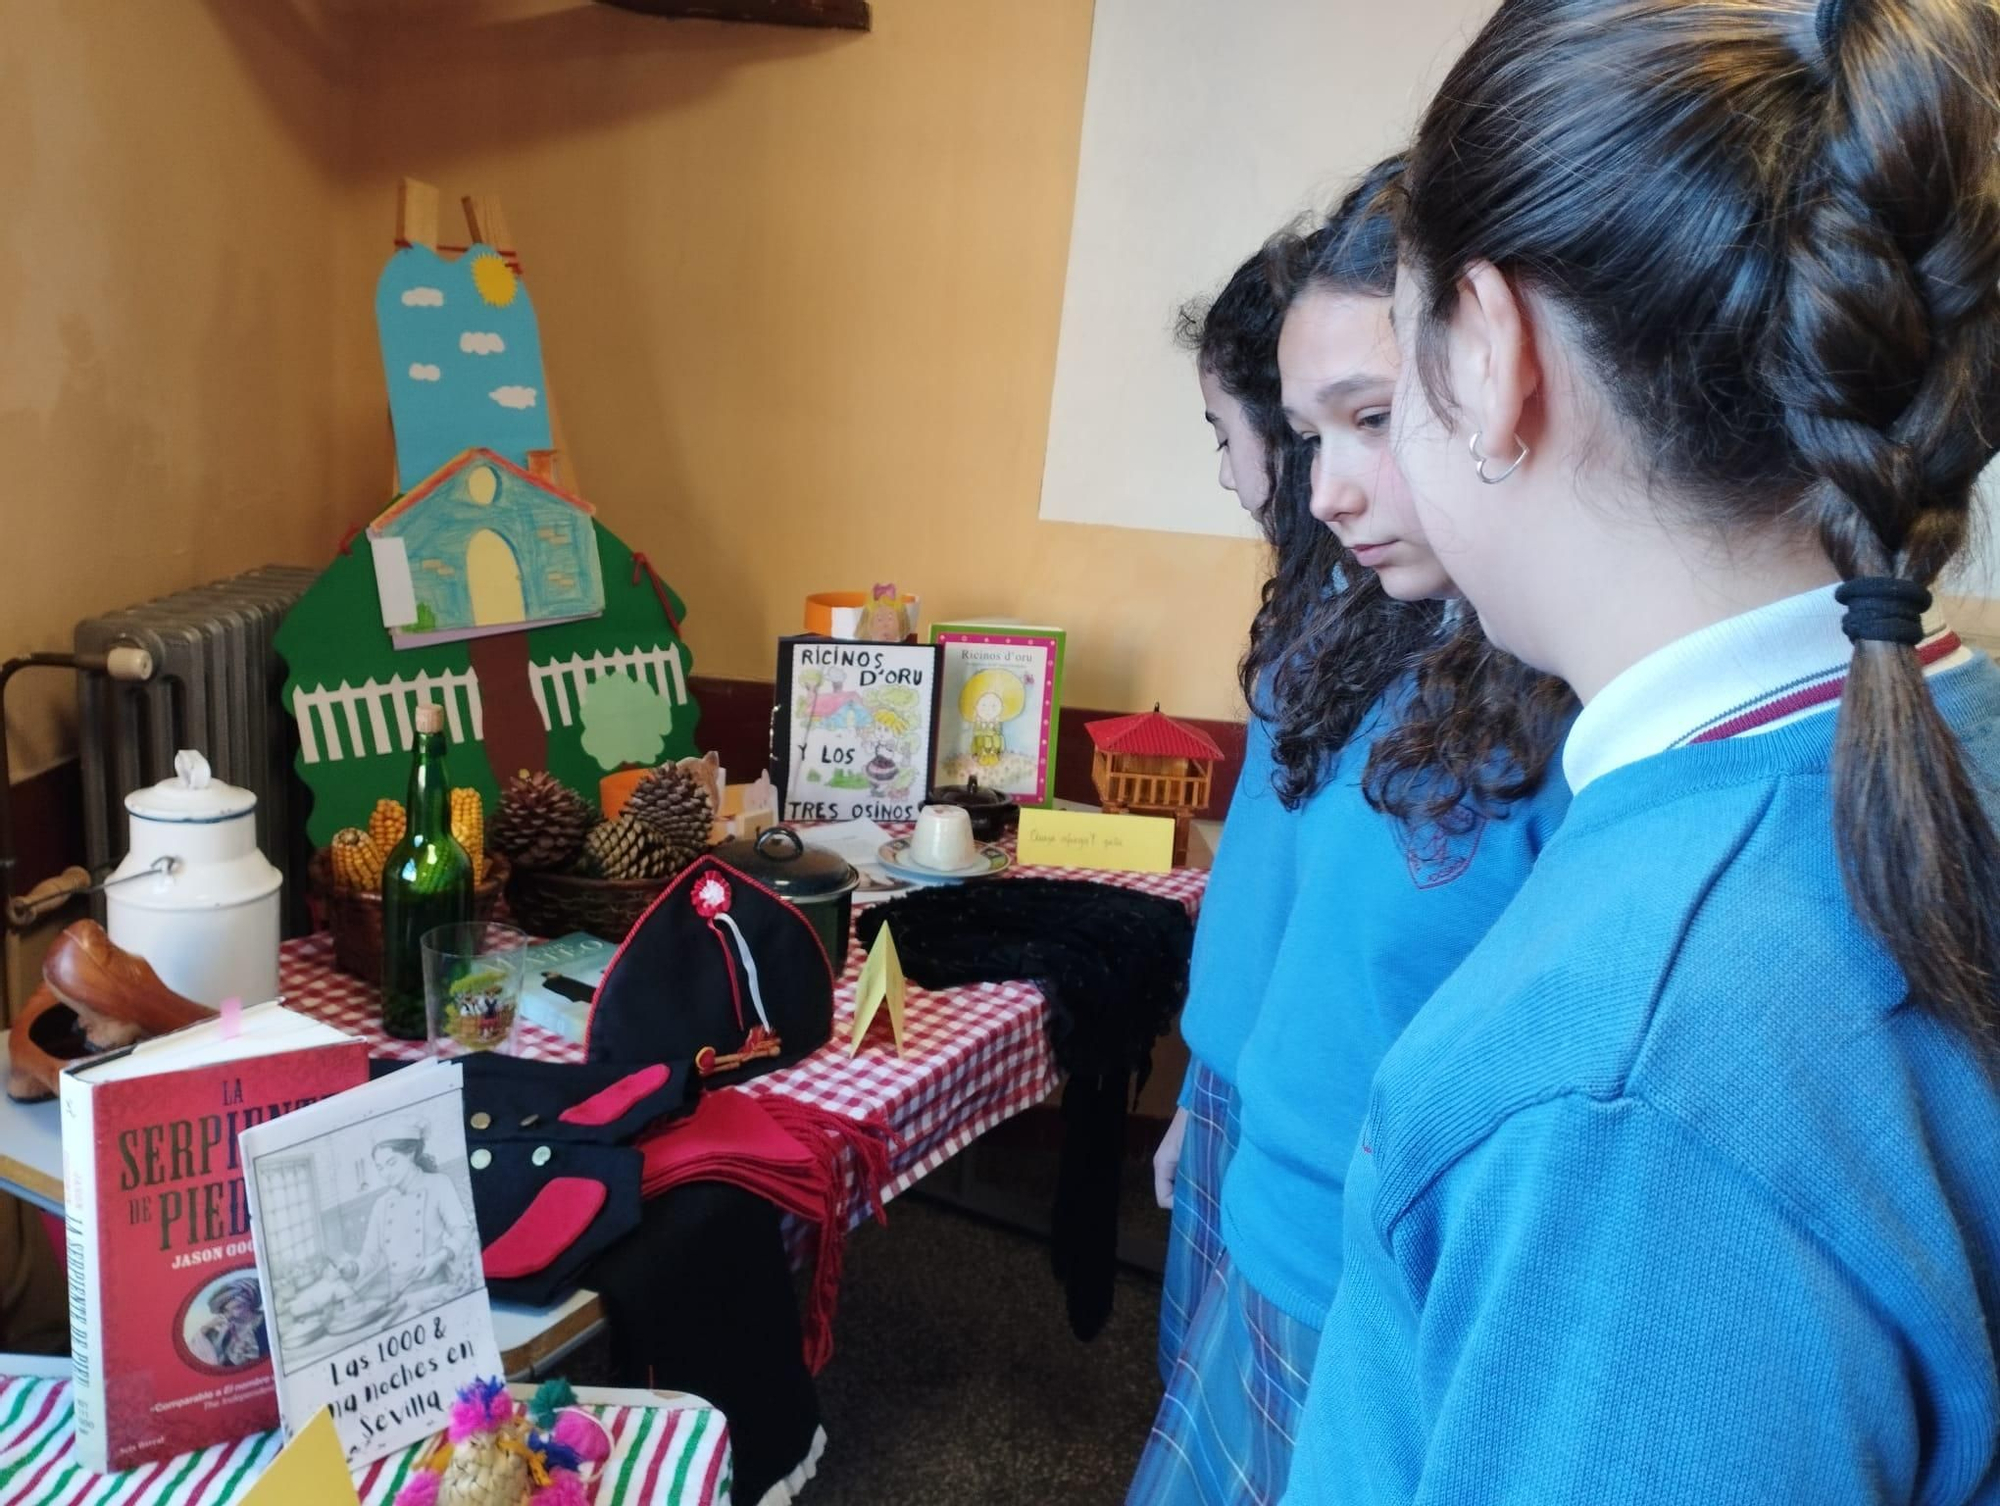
[338,0,1268,722]
[0,0,371,781]
[2,0,1268,792]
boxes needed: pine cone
[582,816,672,881]
[367,797,406,853]
[492,771,595,872]
[329,827,385,893]
[450,787,487,886]
[625,763,717,871]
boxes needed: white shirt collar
[1562,584,1963,794]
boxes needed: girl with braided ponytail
[1281,0,2000,1499]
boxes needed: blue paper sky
[375,242,556,488]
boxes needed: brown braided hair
[1398,0,2000,1039]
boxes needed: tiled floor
[808,1192,1164,1504]
[563,1134,1172,1504]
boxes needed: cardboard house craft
[279,182,700,847]
[368,446,606,648]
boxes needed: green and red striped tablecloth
[0,1375,731,1506]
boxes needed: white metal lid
[123,750,257,823]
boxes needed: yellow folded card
[851,922,907,1055]
[242,1409,360,1506]
[1017,808,1175,873]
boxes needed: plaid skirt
[1129,1254,1323,1506]
[1159,1060,1241,1383]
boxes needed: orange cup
[803,591,920,640]
[599,768,649,820]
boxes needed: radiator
[73,566,320,932]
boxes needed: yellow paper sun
[470,251,518,307]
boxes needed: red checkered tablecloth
[283,858,1207,1217]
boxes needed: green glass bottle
[379,702,473,1040]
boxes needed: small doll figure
[395,1377,611,1506]
[853,583,909,643]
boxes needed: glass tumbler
[421,922,529,1058]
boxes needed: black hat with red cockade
[586,854,835,1086]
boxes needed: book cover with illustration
[240,1058,502,1468]
[59,1003,369,1473]
[772,635,943,824]
[518,931,620,1043]
[931,622,1067,807]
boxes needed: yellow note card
[1017,808,1175,873]
[243,1409,361,1506]
[851,922,907,1055]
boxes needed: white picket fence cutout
[293,644,688,763]
[530,645,690,731]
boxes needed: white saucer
[877,838,1012,884]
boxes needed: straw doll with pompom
[394,1378,610,1506]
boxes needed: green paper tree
[278,521,698,846]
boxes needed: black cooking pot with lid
[711,825,860,965]
[923,776,1019,842]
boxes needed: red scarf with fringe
[637,1088,896,1374]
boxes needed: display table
[0,1362,731,1506]
[0,855,1207,1376]
[289,843,1203,1182]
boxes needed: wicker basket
[504,864,674,943]
[308,849,511,985]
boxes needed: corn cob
[329,827,387,893]
[451,787,486,886]
[368,797,406,853]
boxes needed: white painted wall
[1038,0,1497,538]
[1039,1,2000,569]
[1946,467,2000,598]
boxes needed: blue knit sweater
[1177,713,1297,1100]
[1285,655,2000,1504]
[1222,693,1569,1326]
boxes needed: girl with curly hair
[1139,161,1574,1504]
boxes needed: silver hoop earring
[1469,430,1529,485]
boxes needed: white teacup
[909,804,978,871]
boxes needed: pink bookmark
[219,996,242,1041]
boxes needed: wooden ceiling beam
[595,0,871,30]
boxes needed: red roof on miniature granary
[1085,709,1224,761]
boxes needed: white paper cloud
[489,385,538,410]
[401,287,445,308]
[460,332,506,355]
[408,363,442,381]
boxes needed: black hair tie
[1816,0,1855,56]
[1834,576,1931,646]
